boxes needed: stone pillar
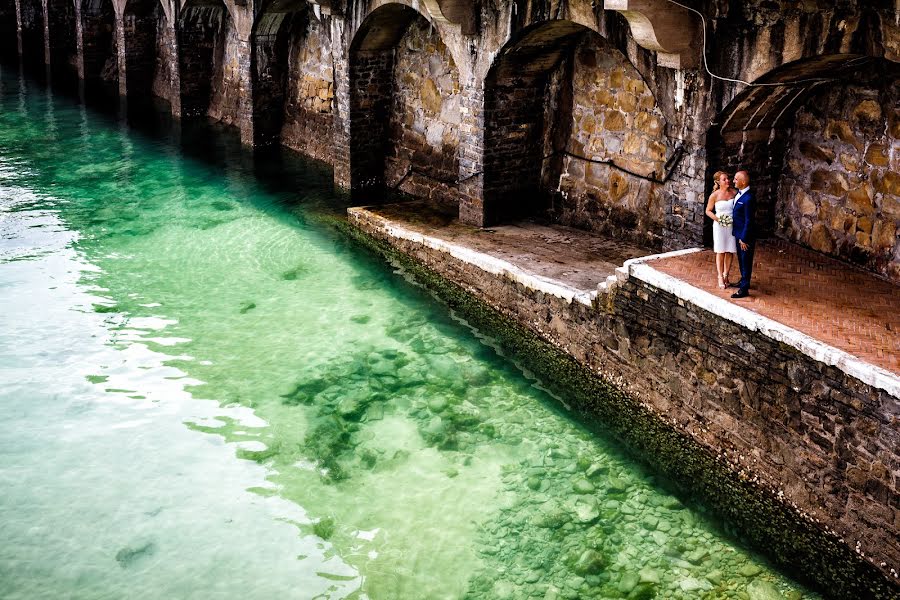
[74,0,85,79]
[235,37,254,146]
[40,0,49,64]
[14,0,23,57]
[115,8,126,96]
[160,18,180,117]
[458,83,486,226]
[331,21,351,189]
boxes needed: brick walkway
[652,240,900,374]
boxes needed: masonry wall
[778,79,900,283]
[47,0,76,71]
[0,0,16,58]
[553,40,669,248]
[178,6,224,117]
[281,15,333,162]
[19,0,44,66]
[348,50,393,193]
[385,20,462,206]
[208,22,247,129]
[152,15,178,110]
[349,209,900,595]
[122,5,158,97]
[80,0,116,82]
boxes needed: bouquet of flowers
[718,214,733,227]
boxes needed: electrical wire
[663,0,842,87]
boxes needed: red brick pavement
[652,240,900,375]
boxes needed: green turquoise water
[0,65,817,600]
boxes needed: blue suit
[732,188,755,293]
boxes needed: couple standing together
[705,170,755,299]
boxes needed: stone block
[839,152,860,172]
[797,190,817,216]
[623,132,642,155]
[847,183,874,215]
[635,112,662,136]
[873,171,900,196]
[864,144,889,167]
[856,216,873,234]
[825,120,863,151]
[618,93,637,113]
[872,220,896,251]
[810,170,848,196]
[852,99,882,124]
[420,77,442,115]
[808,222,835,253]
[798,141,835,164]
[609,68,624,89]
[604,111,626,131]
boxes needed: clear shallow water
[0,64,817,600]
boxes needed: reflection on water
[0,62,817,599]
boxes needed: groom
[731,170,755,298]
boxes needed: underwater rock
[428,397,448,413]
[572,549,605,575]
[115,541,156,568]
[618,572,640,594]
[572,479,595,494]
[740,564,763,577]
[606,476,628,494]
[747,580,784,600]
[678,577,709,592]
[626,581,657,599]
[573,499,600,524]
[313,517,336,540]
[238,301,256,314]
[638,568,660,584]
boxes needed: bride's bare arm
[705,192,720,222]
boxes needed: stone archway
[19,0,45,68]
[347,3,463,205]
[709,55,900,281]
[483,20,670,246]
[177,0,228,118]
[47,0,77,74]
[80,0,117,83]
[122,0,162,97]
[250,0,307,147]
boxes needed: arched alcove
[47,0,77,74]
[348,3,462,205]
[19,0,45,68]
[122,0,163,97]
[178,0,228,117]
[483,20,670,246]
[251,0,308,147]
[710,55,900,281]
[80,0,117,84]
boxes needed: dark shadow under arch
[123,0,163,97]
[178,0,228,117]
[80,0,117,83]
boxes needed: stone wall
[281,15,333,162]
[152,15,178,112]
[553,40,669,248]
[208,23,249,131]
[79,0,116,82]
[778,78,900,282]
[348,50,393,194]
[46,0,76,71]
[178,6,224,117]
[252,12,292,146]
[348,209,900,597]
[122,1,157,97]
[385,20,462,206]
[19,0,44,67]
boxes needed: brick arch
[80,0,117,83]
[482,20,670,245]
[250,0,308,146]
[47,0,77,74]
[347,3,463,204]
[122,0,165,97]
[177,0,230,117]
[708,54,900,255]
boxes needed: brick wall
[778,79,900,282]
[177,5,224,117]
[348,49,393,194]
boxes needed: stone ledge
[621,254,900,398]
[348,206,598,306]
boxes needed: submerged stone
[747,580,785,600]
[572,549,605,575]
[115,541,156,568]
[572,479,595,494]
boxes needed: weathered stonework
[347,207,900,598]
[553,38,668,248]
[779,77,900,282]
[386,19,461,205]
[178,5,225,117]
[78,0,117,83]
[281,15,335,161]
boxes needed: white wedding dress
[713,198,737,253]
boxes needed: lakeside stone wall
[348,207,900,597]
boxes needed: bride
[705,171,737,289]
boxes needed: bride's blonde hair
[712,170,729,191]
